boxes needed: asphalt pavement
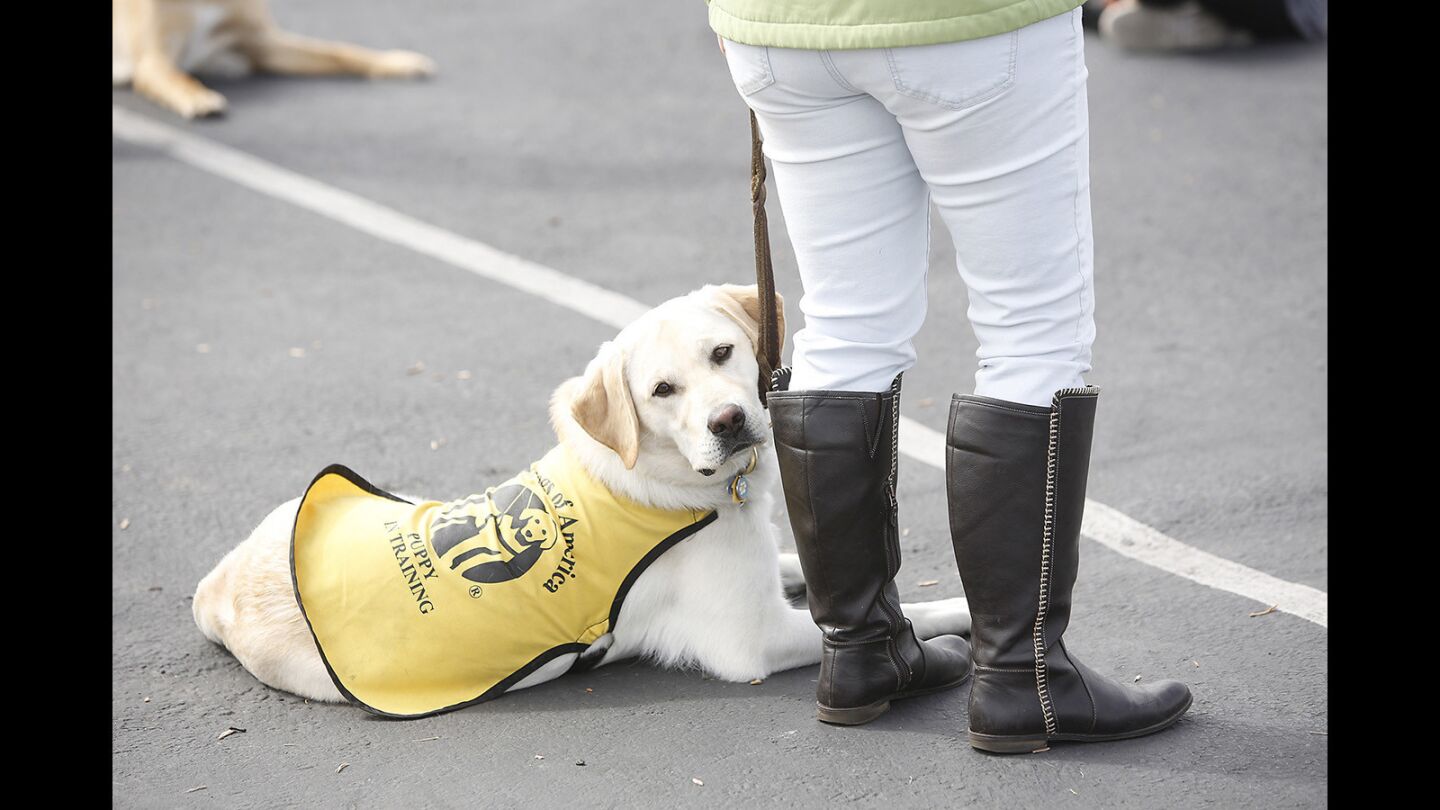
[112,2,1327,806]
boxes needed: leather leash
[750,110,782,406]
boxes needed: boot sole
[968,692,1193,753]
[816,667,973,726]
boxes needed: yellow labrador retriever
[192,284,971,714]
[113,0,435,118]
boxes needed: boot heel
[816,700,890,726]
[968,731,1051,754]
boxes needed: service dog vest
[290,446,717,717]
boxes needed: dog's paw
[576,633,615,669]
[782,581,808,609]
[173,87,228,119]
[368,50,437,79]
[904,596,972,639]
[777,552,807,607]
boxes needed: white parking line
[113,105,1328,629]
[899,421,1327,626]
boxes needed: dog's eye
[712,345,733,363]
[653,382,674,397]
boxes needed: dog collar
[729,447,759,505]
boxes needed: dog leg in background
[760,606,826,675]
[901,597,972,639]
[243,30,435,79]
[505,652,581,693]
[193,498,344,703]
[120,0,228,118]
[777,552,807,606]
[766,563,971,668]
[113,0,135,85]
[132,53,228,118]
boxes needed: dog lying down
[193,283,971,717]
[112,0,435,119]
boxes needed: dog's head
[553,284,784,484]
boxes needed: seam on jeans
[883,32,1018,111]
[922,186,933,356]
[1068,7,1088,349]
[819,51,860,94]
[733,42,776,97]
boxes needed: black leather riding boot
[768,371,972,725]
[946,387,1192,752]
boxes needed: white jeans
[722,8,1094,407]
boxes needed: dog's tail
[192,559,236,646]
[192,497,304,647]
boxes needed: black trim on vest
[289,464,719,718]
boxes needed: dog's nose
[707,404,746,436]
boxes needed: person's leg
[722,41,934,395]
[834,9,1190,750]
[719,40,971,725]
[832,10,1095,407]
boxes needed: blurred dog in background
[113,0,435,118]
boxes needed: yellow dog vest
[290,446,717,717]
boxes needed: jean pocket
[723,39,776,97]
[885,29,1019,110]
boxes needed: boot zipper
[878,377,912,689]
[879,527,912,688]
[1032,385,1099,736]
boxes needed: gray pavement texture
[112,2,1327,807]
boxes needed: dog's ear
[708,283,786,361]
[570,343,640,469]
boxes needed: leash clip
[729,446,760,505]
